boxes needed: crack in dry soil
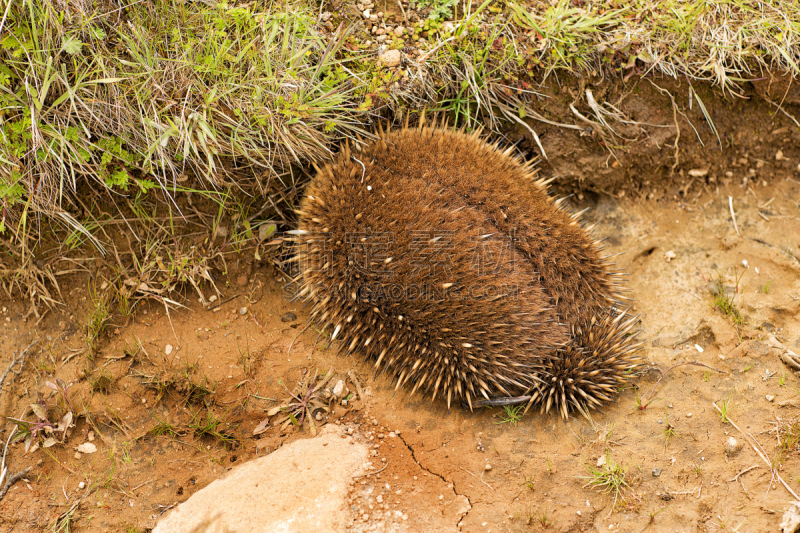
[396,432,473,530]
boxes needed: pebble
[686,412,692,418]
[394,26,405,36]
[281,312,297,323]
[165,344,173,355]
[664,250,676,262]
[209,295,218,303]
[484,464,492,471]
[766,394,775,402]
[363,9,370,18]
[78,481,86,489]
[378,49,402,68]
[333,380,345,398]
[377,495,383,503]
[725,436,743,456]
[652,468,661,477]
[100,281,109,290]
[239,307,248,316]
[776,150,784,160]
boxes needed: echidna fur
[289,118,642,419]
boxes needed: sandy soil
[1,177,799,532]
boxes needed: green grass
[716,394,733,424]
[710,271,746,328]
[583,455,630,505]
[496,404,525,426]
[2,0,800,310]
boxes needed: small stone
[725,436,743,456]
[652,468,661,477]
[78,481,86,489]
[165,344,173,355]
[757,160,765,169]
[77,442,97,454]
[378,49,401,68]
[315,412,323,421]
[377,495,383,503]
[100,281,109,290]
[281,312,297,323]
[688,168,709,177]
[686,412,692,418]
[363,9,370,18]
[376,35,387,43]
[209,295,218,303]
[484,464,492,471]
[766,394,775,402]
[596,455,607,467]
[239,307,248,316]
[665,250,677,262]
[394,26,405,36]
[388,432,396,438]
[776,150,784,161]
[333,380,345,398]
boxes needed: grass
[1,0,800,311]
[715,394,733,424]
[661,411,676,450]
[709,271,746,329]
[583,454,630,505]
[496,404,525,426]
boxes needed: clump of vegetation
[2,0,800,317]
[584,454,631,505]
[709,271,746,328]
[496,404,525,426]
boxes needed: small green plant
[189,410,238,448]
[716,395,733,424]
[741,362,753,373]
[147,416,178,438]
[702,370,711,382]
[692,462,702,475]
[536,502,551,528]
[85,283,112,358]
[763,280,774,294]
[521,473,535,490]
[583,455,630,505]
[780,371,787,387]
[709,271,746,329]
[661,411,676,450]
[496,404,524,426]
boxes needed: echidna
[290,121,641,418]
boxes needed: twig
[347,370,365,401]
[712,403,800,500]
[729,465,758,482]
[396,0,407,21]
[0,467,31,500]
[459,466,497,493]
[729,196,740,236]
[353,461,389,478]
[0,340,38,392]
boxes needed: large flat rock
[154,425,369,533]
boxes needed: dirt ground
[1,166,799,531]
